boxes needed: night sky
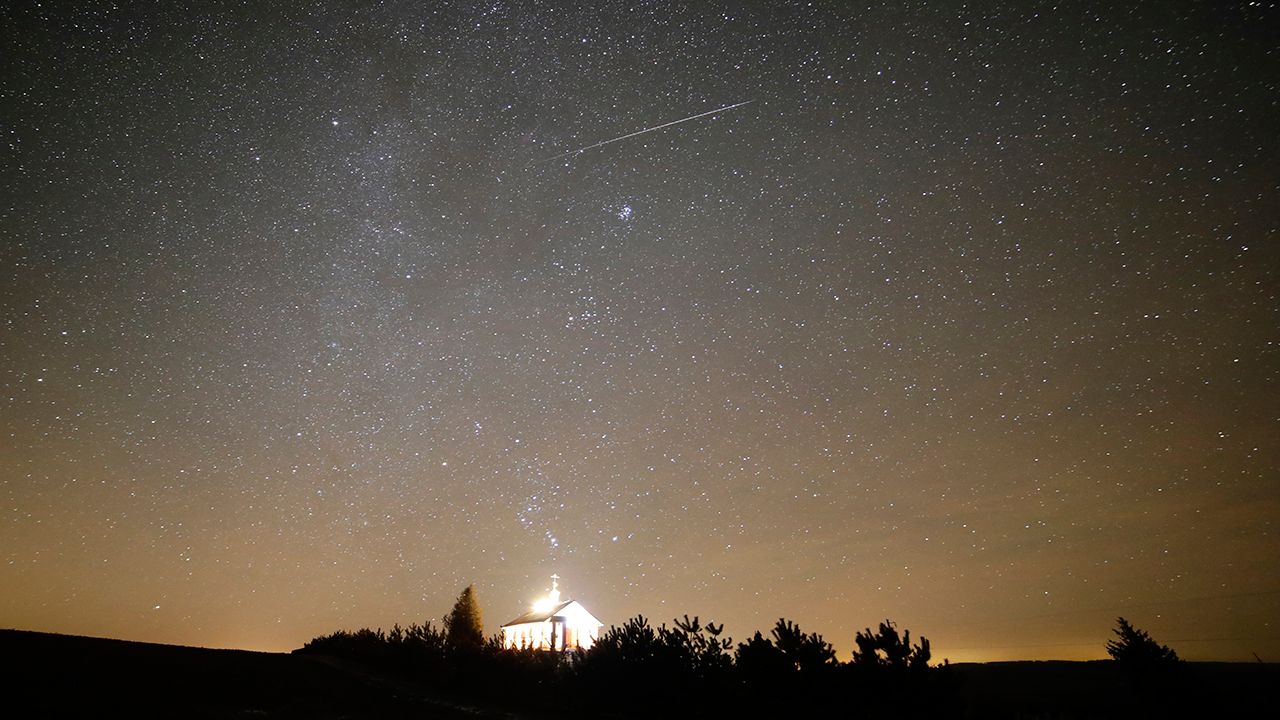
[3,2,1277,662]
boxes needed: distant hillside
[0,629,501,719]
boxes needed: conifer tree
[852,619,931,669]
[444,584,484,650]
[1106,617,1180,666]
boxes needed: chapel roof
[500,599,578,627]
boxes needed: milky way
[2,2,1276,661]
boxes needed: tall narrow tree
[444,584,484,650]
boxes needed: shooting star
[531,100,753,166]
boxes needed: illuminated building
[499,574,603,651]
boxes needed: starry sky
[3,1,1277,662]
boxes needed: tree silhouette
[852,620,931,669]
[1106,617,1179,667]
[734,618,836,681]
[667,615,734,680]
[734,630,789,681]
[301,609,953,716]
[771,618,837,671]
[443,584,484,651]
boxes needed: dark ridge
[0,629,498,719]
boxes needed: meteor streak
[532,100,752,165]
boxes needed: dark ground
[1,629,1274,718]
[0,629,504,719]
[947,659,1276,718]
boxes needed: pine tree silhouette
[444,584,484,651]
[1106,617,1180,666]
[852,620,931,669]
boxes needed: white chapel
[499,574,603,651]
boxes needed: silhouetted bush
[771,618,838,672]
[731,618,842,714]
[734,629,791,681]
[852,619,931,670]
[299,621,449,677]
[574,614,734,714]
[301,606,952,717]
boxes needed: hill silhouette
[0,629,495,718]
